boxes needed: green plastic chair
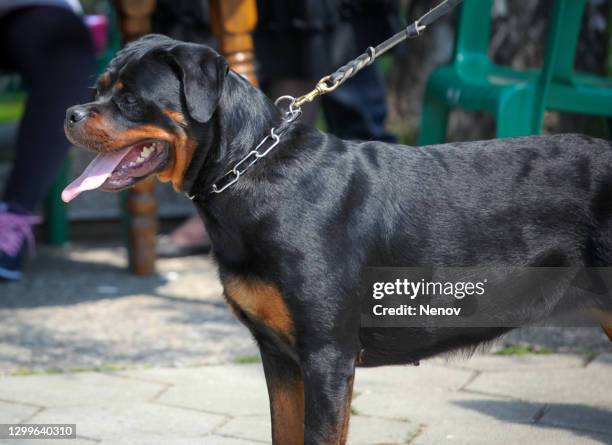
[418,0,608,145]
[0,4,121,245]
[545,4,612,121]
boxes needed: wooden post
[113,0,158,275]
[210,0,259,86]
[110,0,258,275]
[113,0,156,41]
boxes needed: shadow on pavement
[454,399,612,444]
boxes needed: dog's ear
[167,44,229,123]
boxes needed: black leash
[203,0,463,196]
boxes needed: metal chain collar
[203,96,301,196]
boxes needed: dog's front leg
[301,348,357,445]
[260,344,305,445]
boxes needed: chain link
[206,96,302,195]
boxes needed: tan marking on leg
[269,378,305,444]
[322,370,355,445]
[603,326,612,341]
[591,310,612,342]
[338,373,355,445]
[224,276,295,343]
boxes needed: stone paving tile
[352,387,543,424]
[412,420,612,445]
[464,366,612,406]
[216,413,420,445]
[0,399,39,423]
[131,365,270,417]
[215,415,270,443]
[29,402,226,442]
[347,415,421,445]
[203,437,261,445]
[354,363,474,393]
[101,437,257,445]
[0,373,164,407]
[431,353,585,372]
[0,439,97,445]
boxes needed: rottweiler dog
[63,35,612,444]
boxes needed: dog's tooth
[129,162,136,167]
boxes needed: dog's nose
[66,106,89,125]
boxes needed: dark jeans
[0,6,96,212]
[322,62,396,143]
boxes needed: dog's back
[328,133,612,268]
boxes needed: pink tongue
[61,147,133,202]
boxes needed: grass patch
[233,354,261,365]
[495,345,553,356]
[12,368,38,376]
[68,363,128,373]
[0,103,23,122]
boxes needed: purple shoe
[0,203,41,281]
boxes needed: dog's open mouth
[61,140,170,202]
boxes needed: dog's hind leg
[260,345,305,445]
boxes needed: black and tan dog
[63,35,612,444]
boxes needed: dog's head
[62,34,229,202]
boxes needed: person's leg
[1,6,96,211]
[0,6,95,280]
[321,63,396,143]
[157,215,212,257]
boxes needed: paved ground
[1,243,258,371]
[0,355,610,444]
[0,242,611,444]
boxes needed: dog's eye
[114,92,143,120]
[122,93,139,105]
